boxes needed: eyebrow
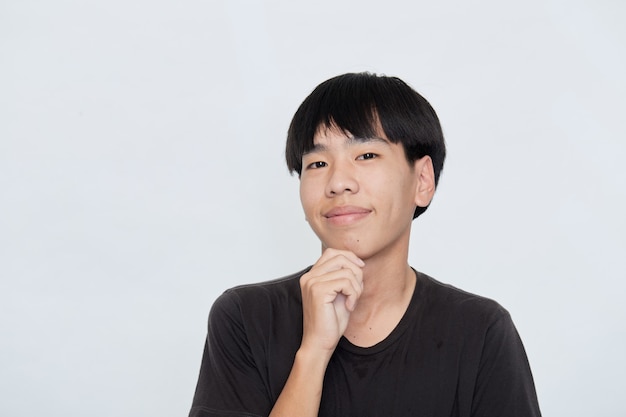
[303,136,390,155]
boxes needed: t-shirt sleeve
[471,310,542,417]
[189,291,272,417]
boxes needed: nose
[325,161,359,197]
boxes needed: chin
[322,237,371,257]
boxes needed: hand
[299,249,365,356]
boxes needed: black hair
[286,72,446,219]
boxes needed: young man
[189,73,541,417]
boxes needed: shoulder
[216,266,308,306]
[414,270,511,333]
[410,271,541,415]
[208,267,310,329]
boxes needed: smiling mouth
[324,206,372,225]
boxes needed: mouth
[323,206,372,225]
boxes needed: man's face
[299,125,430,261]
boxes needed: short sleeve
[471,311,542,417]
[189,291,272,417]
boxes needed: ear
[413,156,436,208]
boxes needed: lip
[323,205,372,225]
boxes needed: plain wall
[1,0,625,415]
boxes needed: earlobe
[414,156,436,208]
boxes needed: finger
[307,253,364,282]
[303,270,363,305]
[302,263,364,295]
[318,248,365,268]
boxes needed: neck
[332,226,415,313]
[342,258,416,347]
[357,259,415,312]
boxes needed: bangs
[311,83,383,142]
[287,73,390,175]
[286,73,445,187]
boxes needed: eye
[306,161,327,169]
[357,152,378,160]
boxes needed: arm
[471,312,542,417]
[269,249,364,417]
[189,291,270,417]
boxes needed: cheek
[375,173,416,214]
[299,182,316,218]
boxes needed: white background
[1,0,625,416]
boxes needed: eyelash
[306,161,327,169]
[305,153,378,170]
[357,152,378,160]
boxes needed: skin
[269,125,436,417]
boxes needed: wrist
[294,345,333,376]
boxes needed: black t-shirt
[189,267,541,417]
